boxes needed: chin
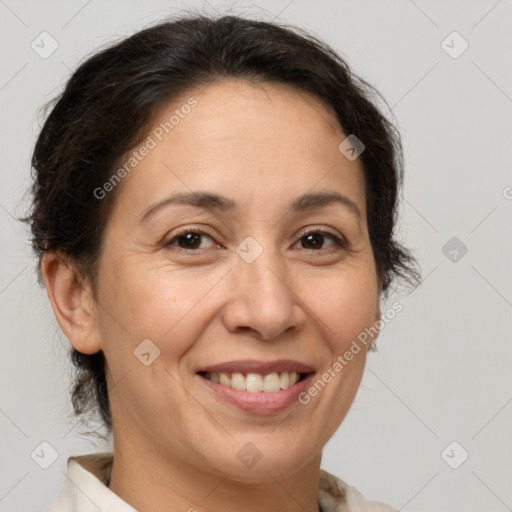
[206,442,313,483]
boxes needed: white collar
[46,453,397,512]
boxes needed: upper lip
[196,359,315,375]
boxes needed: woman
[22,13,419,512]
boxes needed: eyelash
[163,227,347,254]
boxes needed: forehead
[165,77,345,152]
[111,78,366,220]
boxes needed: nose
[221,242,306,340]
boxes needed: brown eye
[164,229,215,251]
[296,229,346,251]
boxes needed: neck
[108,436,323,512]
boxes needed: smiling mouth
[197,371,310,393]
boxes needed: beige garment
[46,452,399,512]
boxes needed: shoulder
[319,469,399,512]
[46,452,136,512]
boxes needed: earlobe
[40,252,102,355]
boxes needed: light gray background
[1,1,511,511]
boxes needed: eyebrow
[138,190,362,223]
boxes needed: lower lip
[197,373,315,414]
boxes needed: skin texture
[42,78,382,512]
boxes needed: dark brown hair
[20,12,420,434]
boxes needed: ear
[41,252,102,354]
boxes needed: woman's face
[92,79,381,480]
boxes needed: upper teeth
[205,371,300,392]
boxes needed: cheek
[97,243,378,357]
[307,267,379,348]
[99,262,219,353]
